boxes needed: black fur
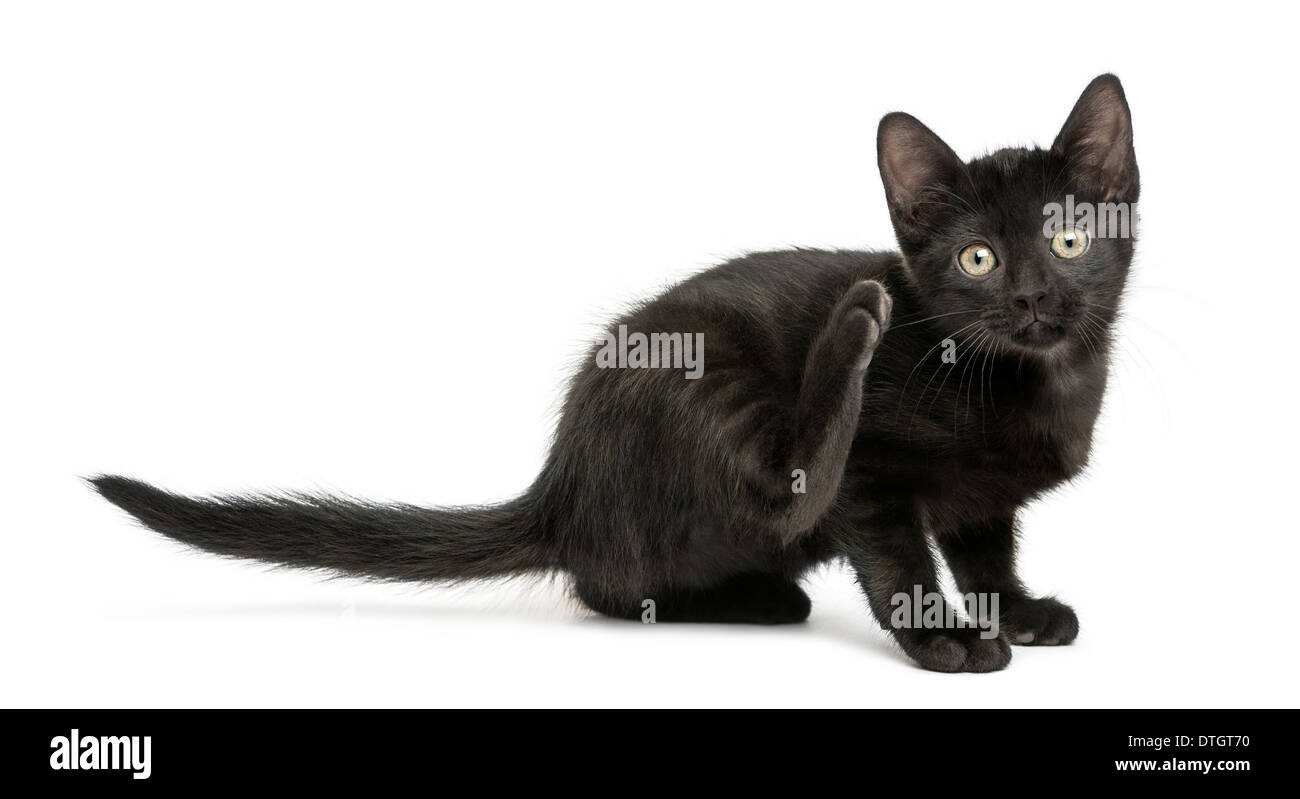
[92,75,1138,672]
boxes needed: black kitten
[93,74,1138,672]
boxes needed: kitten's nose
[1013,291,1049,319]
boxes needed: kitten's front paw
[834,280,893,370]
[1002,597,1078,646]
[897,627,1012,673]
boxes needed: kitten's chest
[972,371,1102,491]
[981,414,1094,488]
[928,367,1105,517]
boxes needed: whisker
[907,324,986,437]
[957,331,991,431]
[895,319,984,418]
[888,309,983,331]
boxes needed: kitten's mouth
[1008,320,1067,349]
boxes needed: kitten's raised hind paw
[834,279,893,371]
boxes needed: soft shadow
[121,583,911,668]
[574,601,909,667]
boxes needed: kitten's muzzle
[1010,319,1066,348]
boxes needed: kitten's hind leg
[768,279,892,540]
[577,573,812,625]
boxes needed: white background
[3,1,1296,708]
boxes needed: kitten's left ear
[1052,74,1139,203]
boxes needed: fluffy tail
[89,475,551,582]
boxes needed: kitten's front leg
[937,515,1079,646]
[840,503,1013,672]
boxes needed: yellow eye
[1050,227,1090,258]
[957,243,998,276]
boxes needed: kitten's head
[878,74,1138,355]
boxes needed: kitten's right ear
[877,112,966,237]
